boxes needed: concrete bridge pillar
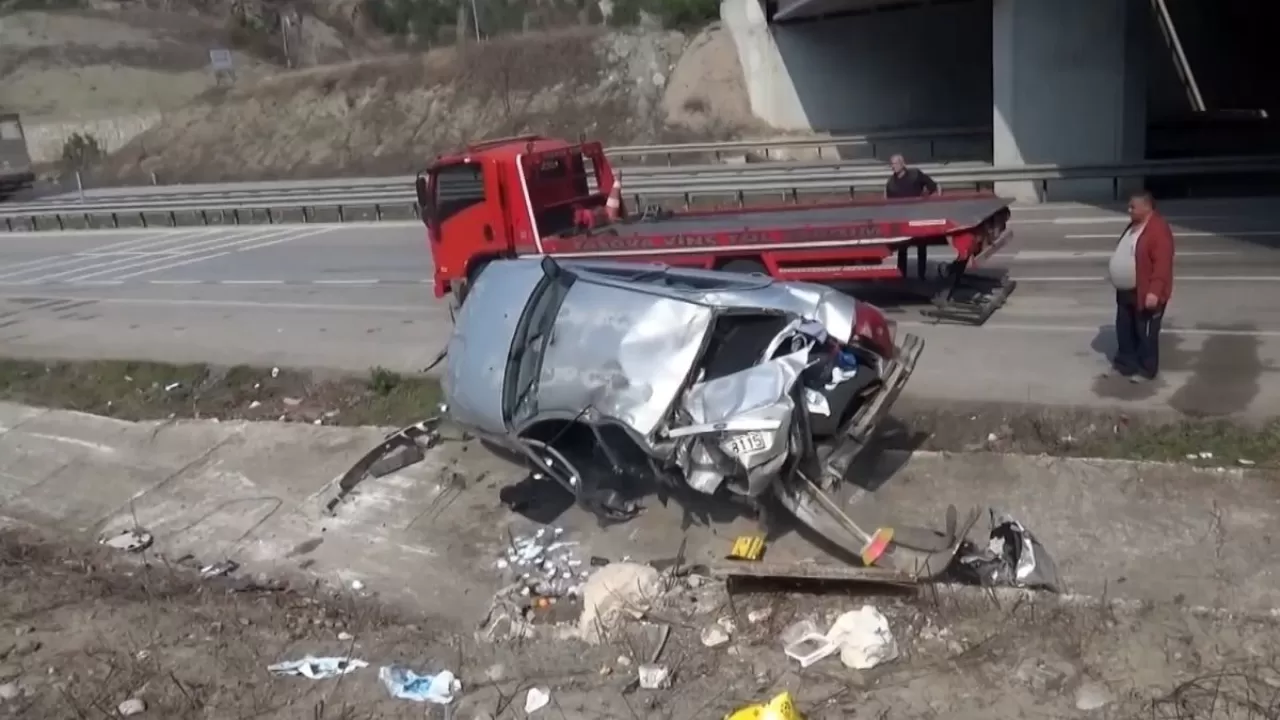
[992,0,1148,202]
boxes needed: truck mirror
[414,175,429,208]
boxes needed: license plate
[721,431,767,456]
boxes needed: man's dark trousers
[1114,289,1164,379]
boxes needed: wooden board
[709,560,918,587]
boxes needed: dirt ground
[1,356,1278,469]
[3,523,1279,720]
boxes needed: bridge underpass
[722,0,1274,201]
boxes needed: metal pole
[470,0,481,40]
[1149,0,1205,112]
[75,171,84,203]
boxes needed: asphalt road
[0,197,1278,416]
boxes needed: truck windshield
[429,162,485,225]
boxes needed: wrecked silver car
[443,257,965,577]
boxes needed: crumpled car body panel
[444,258,862,461]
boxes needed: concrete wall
[991,0,1147,201]
[723,0,992,159]
[23,112,161,165]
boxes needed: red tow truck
[416,135,1015,324]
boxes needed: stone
[117,697,146,716]
[0,682,20,701]
[577,562,661,643]
[1074,680,1114,711]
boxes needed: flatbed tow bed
[540,196,1016,325]
[419,135,1015,325]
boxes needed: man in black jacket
[885,154,938,199]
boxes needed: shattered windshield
[502,273,574,421]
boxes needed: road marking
[1016,275,1280,282]
[0,292,423,314]
[898,319,1280,338]
[1065,230,1280,239]
[221,280,285,285]
[106,227,337,281]
[312,279,382,285]
[0,227,262,283]
[1013,250,1237,261]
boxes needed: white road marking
[897,319,1280,338]
[1013,250,1237,261]
[1017,275,1280,282]
[1065,230,1280,239]
[221,280,284,285]
[312,279,381,285]
[0,227,269,283]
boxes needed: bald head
[889,154,907,175]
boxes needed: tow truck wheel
[719,258,768,276]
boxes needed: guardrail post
[375,204,383,221]
[928,139,936,161]
[682,193,691,211]
[140,212,148,228]
[337,206,345,223]
[151,172,158,186]
[232,209,241,225]
[302,207,311,223]
[110,213,119,229]
[3,218,9,232]
[168,211,177,227]
[736,190,745,208]
[266,208,275,224]
[56,214,65,231]
[200,210,209,225]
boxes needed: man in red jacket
[1106,190,1175,382]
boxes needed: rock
[11,639,40,657]
[700,625,730,648]
[0,682,19,701]
[1075,681,1114,711]
[577,563,662,643]
[118,697,146,716]
[337,632,353,641]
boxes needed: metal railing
[606,125,990,164]
[3,154,1277,232]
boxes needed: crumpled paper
[267,656,368,679]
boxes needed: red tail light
[852,300,896,359]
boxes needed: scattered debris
[99,529,153,553]
[578,562,662,643]
[727,534,766,561]
[0,682,20,701]
[500,527,586,598]
[117,697,146,716]
[748,608,773,624]
[350,580,365,591]
[638,663,671,690]
[378,666,460,703]
[700,623,730,648]
[326,418,442,515]
[726,691,805,720]
[524,687,551,714]
[953,513,1062,591]
[781,619,838,668]
[1074,680,1114,710]
[267,656,368,679]
[199,560,238,579]
[826,606,898,669]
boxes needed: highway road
[0,197,1277,416]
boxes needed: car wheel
[719,258,768,276]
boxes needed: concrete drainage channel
[3,401,1280,718]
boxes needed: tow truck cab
[416,135,618,299]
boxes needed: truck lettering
[558,223,885,254]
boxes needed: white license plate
[721,431,767,456]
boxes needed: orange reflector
[860,527,894,566]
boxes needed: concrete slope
[1,402,1278,625]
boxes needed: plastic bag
[724,691,805,720]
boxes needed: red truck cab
[417,135,1016,325]
[416,135,618,300]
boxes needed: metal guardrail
[7,161,992,213]
[3,155,1278,231]
[606,126,990,164]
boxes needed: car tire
[719,258,768,276]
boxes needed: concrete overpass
[722,0,1266,201]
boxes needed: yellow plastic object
[724,691,805,720]
[727,534,766,561]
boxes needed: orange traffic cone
[604,181,622,222]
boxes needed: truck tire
[719,258,768,276]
